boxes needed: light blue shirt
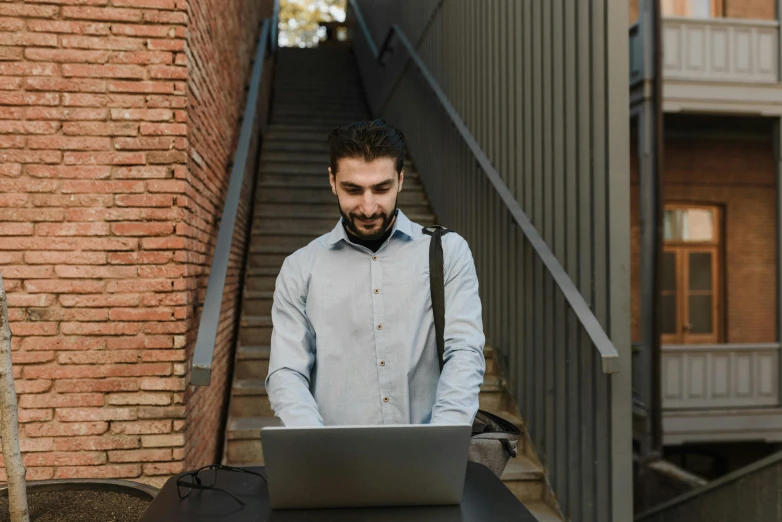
[265,209,486,427]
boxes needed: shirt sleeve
[265,253,324,427]
[430,233,486,425]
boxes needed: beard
[338,197,399,241]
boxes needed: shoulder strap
[422,225,451,373]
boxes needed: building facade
[631,0,782,477]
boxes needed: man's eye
[375,188,390,194]
[346,189,361,195]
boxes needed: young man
[265,119,485,427]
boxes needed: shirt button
[377,324,383,330]
[372,256,378,261]
[374,288,380,294]
[379,360,385,366]
[383,397,389,403]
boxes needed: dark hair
[327,119,407,176]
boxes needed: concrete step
[239,315,273,344]
[500,455,545,502]
[242,291,274,316]
[271,116,365,127]
[248,253,286,270]
[236,344,271,361]
[223,416,281,466]
[524,501,564,522]
[235,356,269,381]
[272,109,368,121]
[229,389,273,418]
[248,235,313,252]
[264,129,335,142]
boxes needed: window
[661,205,721,344]
[662,0,723,18]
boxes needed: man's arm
[265,254,324,427]
[430,233,486,425]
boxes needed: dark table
[139,462,537,521]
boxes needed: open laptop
[260,423,472,510]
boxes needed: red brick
[59,351,139,364]
[24,279,105,294]
[55,378,139,393]
[139,122,186,135]
[28,136,109,150]
[28,165,111,179]
[114,194,172,207]
[25,107,108,120]
[138,406,183,419]
[145,94,186,108]
[109,252,172,265]
[0,18,26,32]
[143,461,184,476]
[18,409,54,423]
[15,380,53,394]
[20,393,104,409]
[27,20,111,35]
[0,110,24,122]
[0,5,59,18]
[30,194,112,207]
[111,222,174,236]
[62,180,144,193]
[108,448,172,463]
[25,0,108,4]
[25,49,109,63]
[25,252,104,266]
[114,0,177,8]
[0,264,53,278]
[143,10,187,24]
[113,136,181,150]
[111,108,173,121]
[110,420,171,435]
[141,237,185,250]
[12,351,56,365]
[109,51,172,65]
[21,452,106,468]
[111,24,177,37]
[140,377,184,391]
[0,92,59,106]
[174,53,186,66]
[0,121,59,134]
[108,392,172,406]
[13,237,135,251]
[26,421,108,438]
[55,464,140,479]
[60,322,142,335]
[141,433,184,448]
[146,179,186,193]
[21,336,105,351]
[0,223,34,236]
[146,151,187,164]
[148,65,186,80]
[106,279,174,292]
[113,165,171,179]
[147,38,185,52]
[24,77,106,94]
[8,293,56,308]
[62,35,146,51]
[57,407,137,422]
[25,365,104,380]
[63,121,139,136]
[0,78,23,91]
[20,438,54,453]
[27,307,108,322]
[0,151,62,164]
[62,6,143,22]
[60,293,139,307]
[64,151,144,165]
[62,64,145,80]
[109,80,174,94]
[0,163,22,177]
[37,222,109,236]
[0,48,23,61]
[54,436,140,451]
[0,33,58,47]
[62,93,106,107]
[11,322,58,336]
[109,308,174,322]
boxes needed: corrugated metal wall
[352,1,632,520]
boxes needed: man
[265,119,485,427]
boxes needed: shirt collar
[325,209,415,247]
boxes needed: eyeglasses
[176,464,267,506]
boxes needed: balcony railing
[662,343,781,410]
[629,17,780,84]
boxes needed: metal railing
[190,13,277,386]
[349,0,631,520]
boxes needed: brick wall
[183,0,270,471]
[0,0,267,487]
[724,0,775,20]
[630,135,777,344]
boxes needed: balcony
[630,17,782,114]
[661,343,782,444]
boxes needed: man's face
[329,156,404,240]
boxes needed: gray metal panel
[350,1,631,519]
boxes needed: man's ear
[398,168,404,192]
[329,167,337,196]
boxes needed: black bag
[424,225,521,478]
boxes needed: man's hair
[327,119,407,176]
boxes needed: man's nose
[359,191,377,216]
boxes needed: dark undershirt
[343,220,395,253]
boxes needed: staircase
[221,47,562,522]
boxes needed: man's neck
[343,215,396,253]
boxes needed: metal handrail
[190,16,276,386]
[349,0,620,374]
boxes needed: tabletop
[139,461,538,521]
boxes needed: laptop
[260,423,472,510]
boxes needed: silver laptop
[260,423,472,510]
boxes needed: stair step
[227,415,281,440]
[501,454,543,482]
[241,315,273,328]
[257,188,426,204]
[232,379,267,396]
[267,123,345,133]
[524,501,564,522]
[236,344,271,361]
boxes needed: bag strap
[422,225,451,372]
